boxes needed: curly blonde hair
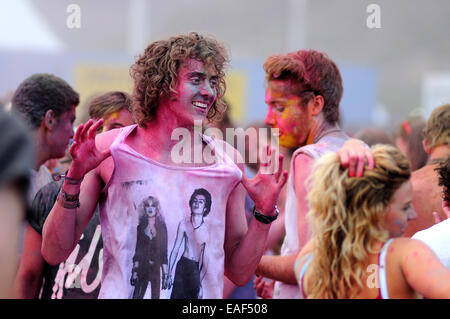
[130,32,229,127]
[306,144,410,298]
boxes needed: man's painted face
[382,180,417,237]
[50,105,76,158]
[100,108,134,133]
[170,59,218,125]
[191,194,206,216]
[264,80,314,149]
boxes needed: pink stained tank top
[98,125,242,299]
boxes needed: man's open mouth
[193,101,208,110]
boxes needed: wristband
[53,170,84,185]
[58,188,80,209]
[253,205,279,224]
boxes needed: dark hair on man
[11,73,79,129]
[436,156,450,203]
[264,50,343,124]
[88,91,132,119]
[189,188,212,217]
[130,32,229,127]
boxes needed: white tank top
[98,125,242,299]
[274,132,349,299]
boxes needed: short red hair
[264,50,343,124]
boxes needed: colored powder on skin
[109,111,119,119]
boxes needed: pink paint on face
[264,79,314,148]
[168,59,218,125]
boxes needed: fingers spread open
[277,170,288,188]
[73,124,83,144]
[80,119,94,142]
[88,119,104,140]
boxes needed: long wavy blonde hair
[306,144,410,298]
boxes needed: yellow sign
[74,63,132,124]
[224,70,249,125]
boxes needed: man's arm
[41,170,102,265]
[14,226,45,298]
[254,153,313,283]
[41,119,111,265]
[224,146,288,286]
[255,139,374,283]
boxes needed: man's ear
[422,139,431,154]
[311,95,325,117]
[43,109,56,130]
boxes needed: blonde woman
[294,144,450,298]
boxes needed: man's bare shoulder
[293,152,314,175]
[411,164,439,192]
[94,127,123,152]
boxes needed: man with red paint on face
[254,50,372,298]
[41,33,288,299]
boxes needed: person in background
[295,144,450,298]
[0,109,33,298]
[395,116,428,171]
[403,104,450,236]
[412,156,450,269]
[15,90,133,298]
[10,73,79,204]
[11,73,79,299]
[354,127,395,147]
[88,91,134,133]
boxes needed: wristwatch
[253,205,279,224]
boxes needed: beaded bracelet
[57,188,80,209]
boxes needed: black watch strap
[253,205,279,224]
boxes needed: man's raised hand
[241,145,288,217]
[68,119,111,179]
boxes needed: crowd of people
[1,32,449,299]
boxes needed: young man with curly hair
[42,33,287,299]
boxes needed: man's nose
[200,81,214,98]
[264,109,275,126]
